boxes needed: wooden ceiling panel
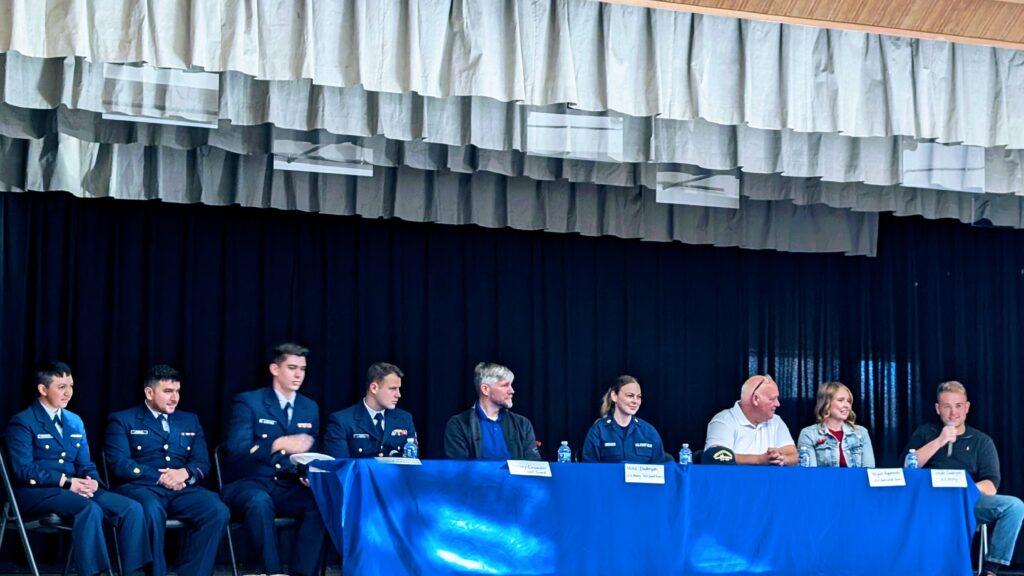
[607,0,1024,49]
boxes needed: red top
[830,428,847,467]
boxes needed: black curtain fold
[2,191,1023,534]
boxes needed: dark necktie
[285,402,293,426]
[374,412,384,438]
[53,413,63,437]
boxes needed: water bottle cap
[560,440,568,445]
[682,443,689,448]
[909,448,916,453]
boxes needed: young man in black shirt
[907,381,1024,576]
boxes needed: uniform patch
[258,418,276,425]
[69,433,83,438]
[297,422,312,429]
[353,433,370,439]
[36,433,53,439]
[604,442,617,447]
[179,432,195,437]
[130,430,149,435]
[635,442,653,448]
[391,429,408,436]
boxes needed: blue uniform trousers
[116,484,229,576]
[222,478,324,576]
[16,487,149,576]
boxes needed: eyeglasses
[751,375,773,397]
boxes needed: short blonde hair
[936,380,968,402]
[814,382,856,427]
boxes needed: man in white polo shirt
[704,375,797,466]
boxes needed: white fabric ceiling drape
[3,0,1022,148]
[2,0,1022,255]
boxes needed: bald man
[704,375,797,466]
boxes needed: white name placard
[867,468,907,487]
[625,464,665,484]
[931,469,968,488]
[374,457,422,465]
[507,460,552,477]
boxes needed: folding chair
[0,438,77,576]
[976,523,989,576]
[213,443,293,576]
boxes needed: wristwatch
[61,477,72,489]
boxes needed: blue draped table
[310,459,979,576]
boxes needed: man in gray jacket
[444,362,541,461]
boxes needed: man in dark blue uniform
[222,343,325,576]
[104,364,229,576]
[324,362,417,458]
[6,360,150,576]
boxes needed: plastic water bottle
[905,448,919,469]
[798,446,810,467]
[557,441,572,463]
[678,443,693,466]
[403,438,419,459]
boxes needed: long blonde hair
[600,375,639,418]
[814,382,857,427]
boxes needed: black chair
[213,443,293,576]
[0,438,78,576]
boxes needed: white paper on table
[507,460,552,477]
[374,456,422,466]
[931,469,968,488]
[289,452,336,473]
[867,468,907,487]
[624,464,665,484]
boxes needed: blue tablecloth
[310,460,980,576]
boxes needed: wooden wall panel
[607,0,1024,49]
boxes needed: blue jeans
[976,494,1024,566]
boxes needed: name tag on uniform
[130,430,149,435]
[353,433,370,439]
[391,429,408,436]
[603,442,617,447]
[69,433,83,438]
[297,422,313,429]
[259,419,277,425]
[179,432,195,437]
[36,433,53,439]
[635,442,653,449]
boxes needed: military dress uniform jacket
[103,404,211,486]
[323,403,417,458]
[6,402,97,495]
[222,387,320,484]
[6,402,152,576]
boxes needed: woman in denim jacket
[797,382,876,468]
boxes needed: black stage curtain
[2,191,1023,505]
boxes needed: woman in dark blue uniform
[581,375,668,463]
